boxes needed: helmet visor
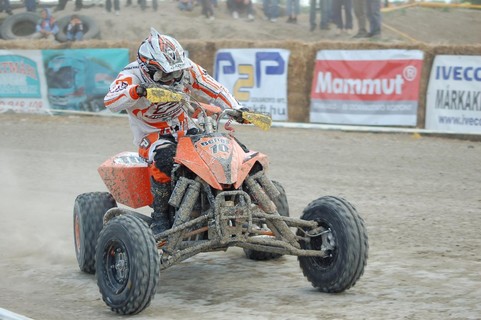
[153,69,184,83]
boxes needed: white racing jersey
[104,59,241,146]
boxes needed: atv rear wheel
[73,192,116,274]
[96,214,160,315]
[297,196,368,293]
[244,180,290,261]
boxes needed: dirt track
[0,113,480,320]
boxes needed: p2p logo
[215,51,286,101]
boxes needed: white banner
[0,50,50,113]
[425,55,481,133]
[214,48,290,121]
[310,50,424,126]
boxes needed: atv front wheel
[96,214,160,315]
[244,180,290,261]
[73,192,116,274]
[297,196,368,293]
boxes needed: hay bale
[1,39,480,127]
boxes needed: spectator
[178,0,193,11]
[24,0,36,12]
[309,0,332,31]
[366,0,381,37]
[200,0,215,20]
[66,14,84,41]
[263,0,279,22]
[125,0,156,11]
[54,0,86,12]
[0,0,13,15]
[54,0,67,12]
[286,0,300,23]
[227,0,254,21]
[32,8,59,40]
[333,0,353,35]
[106,0,120,15]
[74,0,83,11]
[352,0,368,37]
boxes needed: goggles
[145,65,183,83]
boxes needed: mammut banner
[0,49,129,114]
[214,48,290,121]
[425,55,481,134]
[310,50,424,126]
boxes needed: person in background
[0,0,13,15]
[126,0,157,10]
[66,14,84,41]
[24,0,36,12]
[177,0,193,11]
[74,0,83,11]
[32,8,59,40]
[200,0,215,20]
[333,0,353,35]
[54,0,86,12]
[352,0,368,37]
[106,0,120,15]
[104,28,249,235]
[310,0,332,31]
[54,0,67,12]
[227,0,254,21]
[366,0,381,37]
[285,0,300,23]
[263,0,279,22]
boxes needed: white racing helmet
[137,27,191,85]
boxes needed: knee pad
[153,142,177,177]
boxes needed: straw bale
[1,39,480,126]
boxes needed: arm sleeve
[104,73,144,113]
[187,61,241,110]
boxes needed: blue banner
[0,48,129,113]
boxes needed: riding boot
[150,179,172,235]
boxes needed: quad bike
[73,86,369,315]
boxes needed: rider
[104,27,247,234]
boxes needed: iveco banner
[310,50,424,126]
[214,48,290,121]
[425,55,481,134]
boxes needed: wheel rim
[74,213,81,255]
[104,240,130,294]
[306,221,337,268]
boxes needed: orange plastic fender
[97,152,153,208]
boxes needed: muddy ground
[0,113,480,320]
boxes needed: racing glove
[136,83,149,98]
[234,107,251,124]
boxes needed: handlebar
[145,86,271,133]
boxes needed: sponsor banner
[42,49,128,112]
[0,50,50,113]
[214,48,290,121]
[310,49,424,126]
[0,49,129,114]
[425,55,481,133]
